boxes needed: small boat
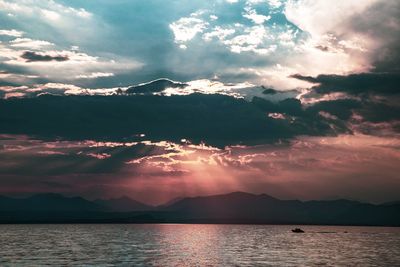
[292,228,305,233]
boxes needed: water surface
[0,224,399,266]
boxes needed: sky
[0,0,399,205]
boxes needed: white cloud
[3,46,142,82]
[267,0,282,9]
[0,0,92,20]
[282,0,380,75]
[218,0,384,90]
[161,79,255,97]
[170,13,209,43]
[210,15,218,21]
[3,92,25,99]
[41,9,61,20]
[169,0,394,90]
[0,83,129,98]
[203,26,236,42]
[0,42,21,60]
[169,6,283,56]
[10,38,54,49]
[277,28,298,47]
[0,19,143,83]
[0,29,24,37]
[76,72,115,79]
[222,25,276,55]
[243,7,271,24]
[246,0,268,4]
[87,153,112,160]
[0,0,95,47]
[284,0,378,36]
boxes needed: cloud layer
[1,134,399,204]
[1,0,399,88]
[0,0,399,203]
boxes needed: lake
[0,224,399,266]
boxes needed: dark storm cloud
[0,94,348,148]
[307,99,361,121]
[0,139,160,176]
[252,97,351,135]
[291,71,400,136]
[0,87,398,148]
[126,79,188,94]
[357,101,400,123]
[21,51,69,62]
[292,72,400,96]
[348,0,400,72]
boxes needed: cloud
[283,0,400,75]
[0,0,399,206]
[0,41,143,83]
[292,72,400,96]
[169,5,286,57]
[125,134,400,203]
[170,11,209,44]
[0,94,304,146]
[0,136,143,176]
[87,152,112,160]
[3,92,25,99]
[126,78,188,94]
[0,92,362,148]
[21,51,69,62]
[348,0,400,72]
[164,0,396,88]
[10,38,54,49]
[76,72,114,79]
[223,25,277,55]
[267,0,283,9]
[0,0,92,20]
[1,0,399,90]
[204,0,399,90]
[284,0,378,36]
[3,73,397,145]
[0,0,144,86]
[0,82,130,98]
[242,6,271,24]
[2,133,399,204]
[203,26,236,42]
[123,78,298,102]
[0,29,24,37]
[0,77,297,102]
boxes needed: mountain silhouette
[0,193,101,212]
[164,192,400,225]
[158,196,185,208]
[0,192,399,225]
[94,196,153,212]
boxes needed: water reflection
[0,224,399,266]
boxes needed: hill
[0,192,399,225]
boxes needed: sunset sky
[0,0,399,205]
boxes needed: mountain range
[0,192,399,226]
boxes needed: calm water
[0,224,399,266]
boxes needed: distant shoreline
[1,192,399,226]
[0,220,399,227]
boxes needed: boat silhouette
[292,228,305,233]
